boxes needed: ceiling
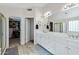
[43,3,66,13]
[0,3,48,8]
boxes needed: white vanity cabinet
[45,35,56,54]
[69,46,79,55]
[54,37,68,54]
[36,32,79,55]
[55,43,68,55]
[68,40,79,55]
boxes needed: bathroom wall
[34,7,44,44]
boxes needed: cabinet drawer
[55,43,68,55]
[69,46,79,55]
[69,41,79,49]
[55,40,68,47]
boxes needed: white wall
[34,7,44,44]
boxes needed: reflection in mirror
[48,17,79,33]
[49,22,53,31]
[69,20,79,32]
[54,23,63,32]
[46,25,49,29]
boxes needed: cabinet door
[68,41,79,55]
[42,36,56,54]
[38,34,45,44]
[46,41,56,54]
[69,46,79,55]
[55,43,68,55]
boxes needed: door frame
[0,16,6,54]
[9,17,21,47]
[25,18,34,43]
[6,16,26,48]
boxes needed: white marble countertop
[36,31,79,43]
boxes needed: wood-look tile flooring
[9,38,51,55]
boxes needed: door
[30,19,34,40]
[25,19,30,43]
[25,18,34,43]
[54,23,61,32]
[54,23,63,32]
[0,17,6,55]
[69,46,79,55]
[55,43,68,55]
[0,19,2,54]
[68,41,79,55]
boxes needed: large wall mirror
[53,20,79,33]
[45,17,79,33]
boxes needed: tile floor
[9,38,51,55]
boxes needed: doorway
[9,17,21,48]
[25,18,34,43]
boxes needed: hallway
[9,38,20,48]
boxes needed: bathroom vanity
[36,31,79,55]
